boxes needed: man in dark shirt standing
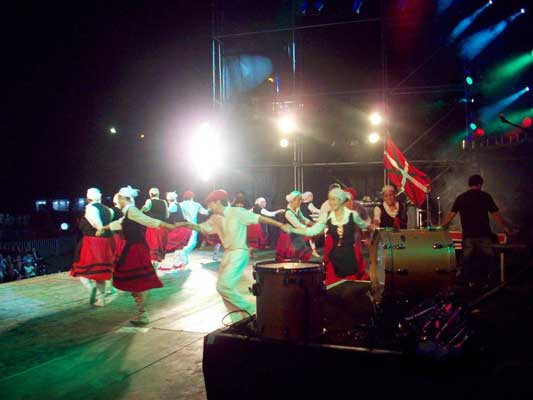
[441,174,511,287]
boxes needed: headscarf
[328,188,348,203]
[166,191,178,202]
[118,186,140,205]
[302,191,313,203]
[286,190,302,203]
[86,188,102,202]
[255,197,266,206]
[149,188,160,197]
[382,185,396,195]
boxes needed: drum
[252,261,325,341]
[369,228,456,302]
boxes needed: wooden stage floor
[0,249,274,400]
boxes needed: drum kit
[252,228,457,342]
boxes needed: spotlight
[471,98,476,103]
[470,123,477,130]
[369,112,383,125]
[280,138,289,148]
[488,0,493,4]
[368,132,381,144]
[521,8,525,14]
[277,115,297,134]
[474,127,485,138]
[140,134,145,139]
[60,222,69,231]
[526,86,530,92]
[466,76,474,85]
[109,127,117,134]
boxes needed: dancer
[320,183,342,216]
[174,189,291,322]
[291,188,376,285]
[173,190,209,266]
[231,191,250,208]
[103,186,176,325]
[71,188,115,306]
[344,187,370,275]
[276,191,313,261]
[142,188,169,263]
[247,197,284,258]
[301,191,321,258]
[373,185,407,229]
[165,191,188,254]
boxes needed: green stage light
[470,122,477,130]
[466,76,474,85]
[483,52,533,95]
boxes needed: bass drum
[369,228,456,303]
[252,261,325,341]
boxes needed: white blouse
[285,208,310,229]
[373,202,399,224]
[109,204,162,231]
[294,207,368,237]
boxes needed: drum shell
[253,261,325,341]
[370,229,456,302]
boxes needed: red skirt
[166,227,192,252]
[323,234,369,286]
[145,227,167,261]
[113,243,163,292]
[247,224,267,250]
[70,236,115,281]
[275,232,311,262]
[114,233,127,261]
[203,233,221,246]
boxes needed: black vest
[122,209,147,244]
[145,198,167,220]
[301,202,313,221]
[79,203,113,237]
[378,202,407,229]
[326,212,358,277]
[282,208,306,227]
[168,203,185,224]
[252,205,262,215]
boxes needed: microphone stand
[499,116,533,133]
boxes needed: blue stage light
[449,2,492,43]
[521,8,526,14]
[480,87,530,122]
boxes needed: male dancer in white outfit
[175,190,291,322]
[173,190,209,266]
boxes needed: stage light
[277,114,297,134]
[191,121,223,182]
[470,123,477,130]
[369,112,383,126]
[480,87,530,122]
[267,77,275,83]
[474,127,485,138]
[109,127,117,134]
[280,138,289,148]
[483,52,533,94]
[368,132,381,144]
[140,134,145,139]
[521,8,526,14]
[60,223,69,231]
[449,1,492,43]
[488,0,493,5]
[466,76,474,85]
[471,98,475,103]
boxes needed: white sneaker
[130,312,150,326]
[94,295,105,307]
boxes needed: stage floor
[0,249,273,400]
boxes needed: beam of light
[223,55,273,100]
[449,1,492,43]
[459,10,525,61]
[352,0,364,14]
[482,51,533,95]
[438,0,456,15]
[479,87,530,123]
[191,122,223,182]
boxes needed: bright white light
[280,138,289,148]
[488,0,493,5]
[369,112,383,126]
[191,122,222,182]
[277,115,297,134]
[526,86,530,92]
[109,127,117,134]
[60,223,69,231]
[368,132,381,144]
[521,8,525,14]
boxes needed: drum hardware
[394,244,406,250]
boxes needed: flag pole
[426,192,431,228]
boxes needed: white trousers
[173,230,199,266]
[216,249,254,322]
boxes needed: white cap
[286,190,302,203]
[302,191,313,202]
[167,191,178,201]
[86,188,102,202]
[255,197,266,205]
[149,188,159,197]
[382,185,396,194]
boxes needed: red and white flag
[384,138,431,207]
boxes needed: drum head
[254,261,323,273]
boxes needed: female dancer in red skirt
[102,186,176,325]
[291,188,376,285]
[71,188,116,307]
[275,191,313,261]
[247,197,284,258]
[164,191,189,253]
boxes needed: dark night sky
[2,0,531,211]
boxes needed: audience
[0,247,46,283]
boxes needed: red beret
[205,189,228,203]
[182,190,195,200]
[344,187,357,200]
